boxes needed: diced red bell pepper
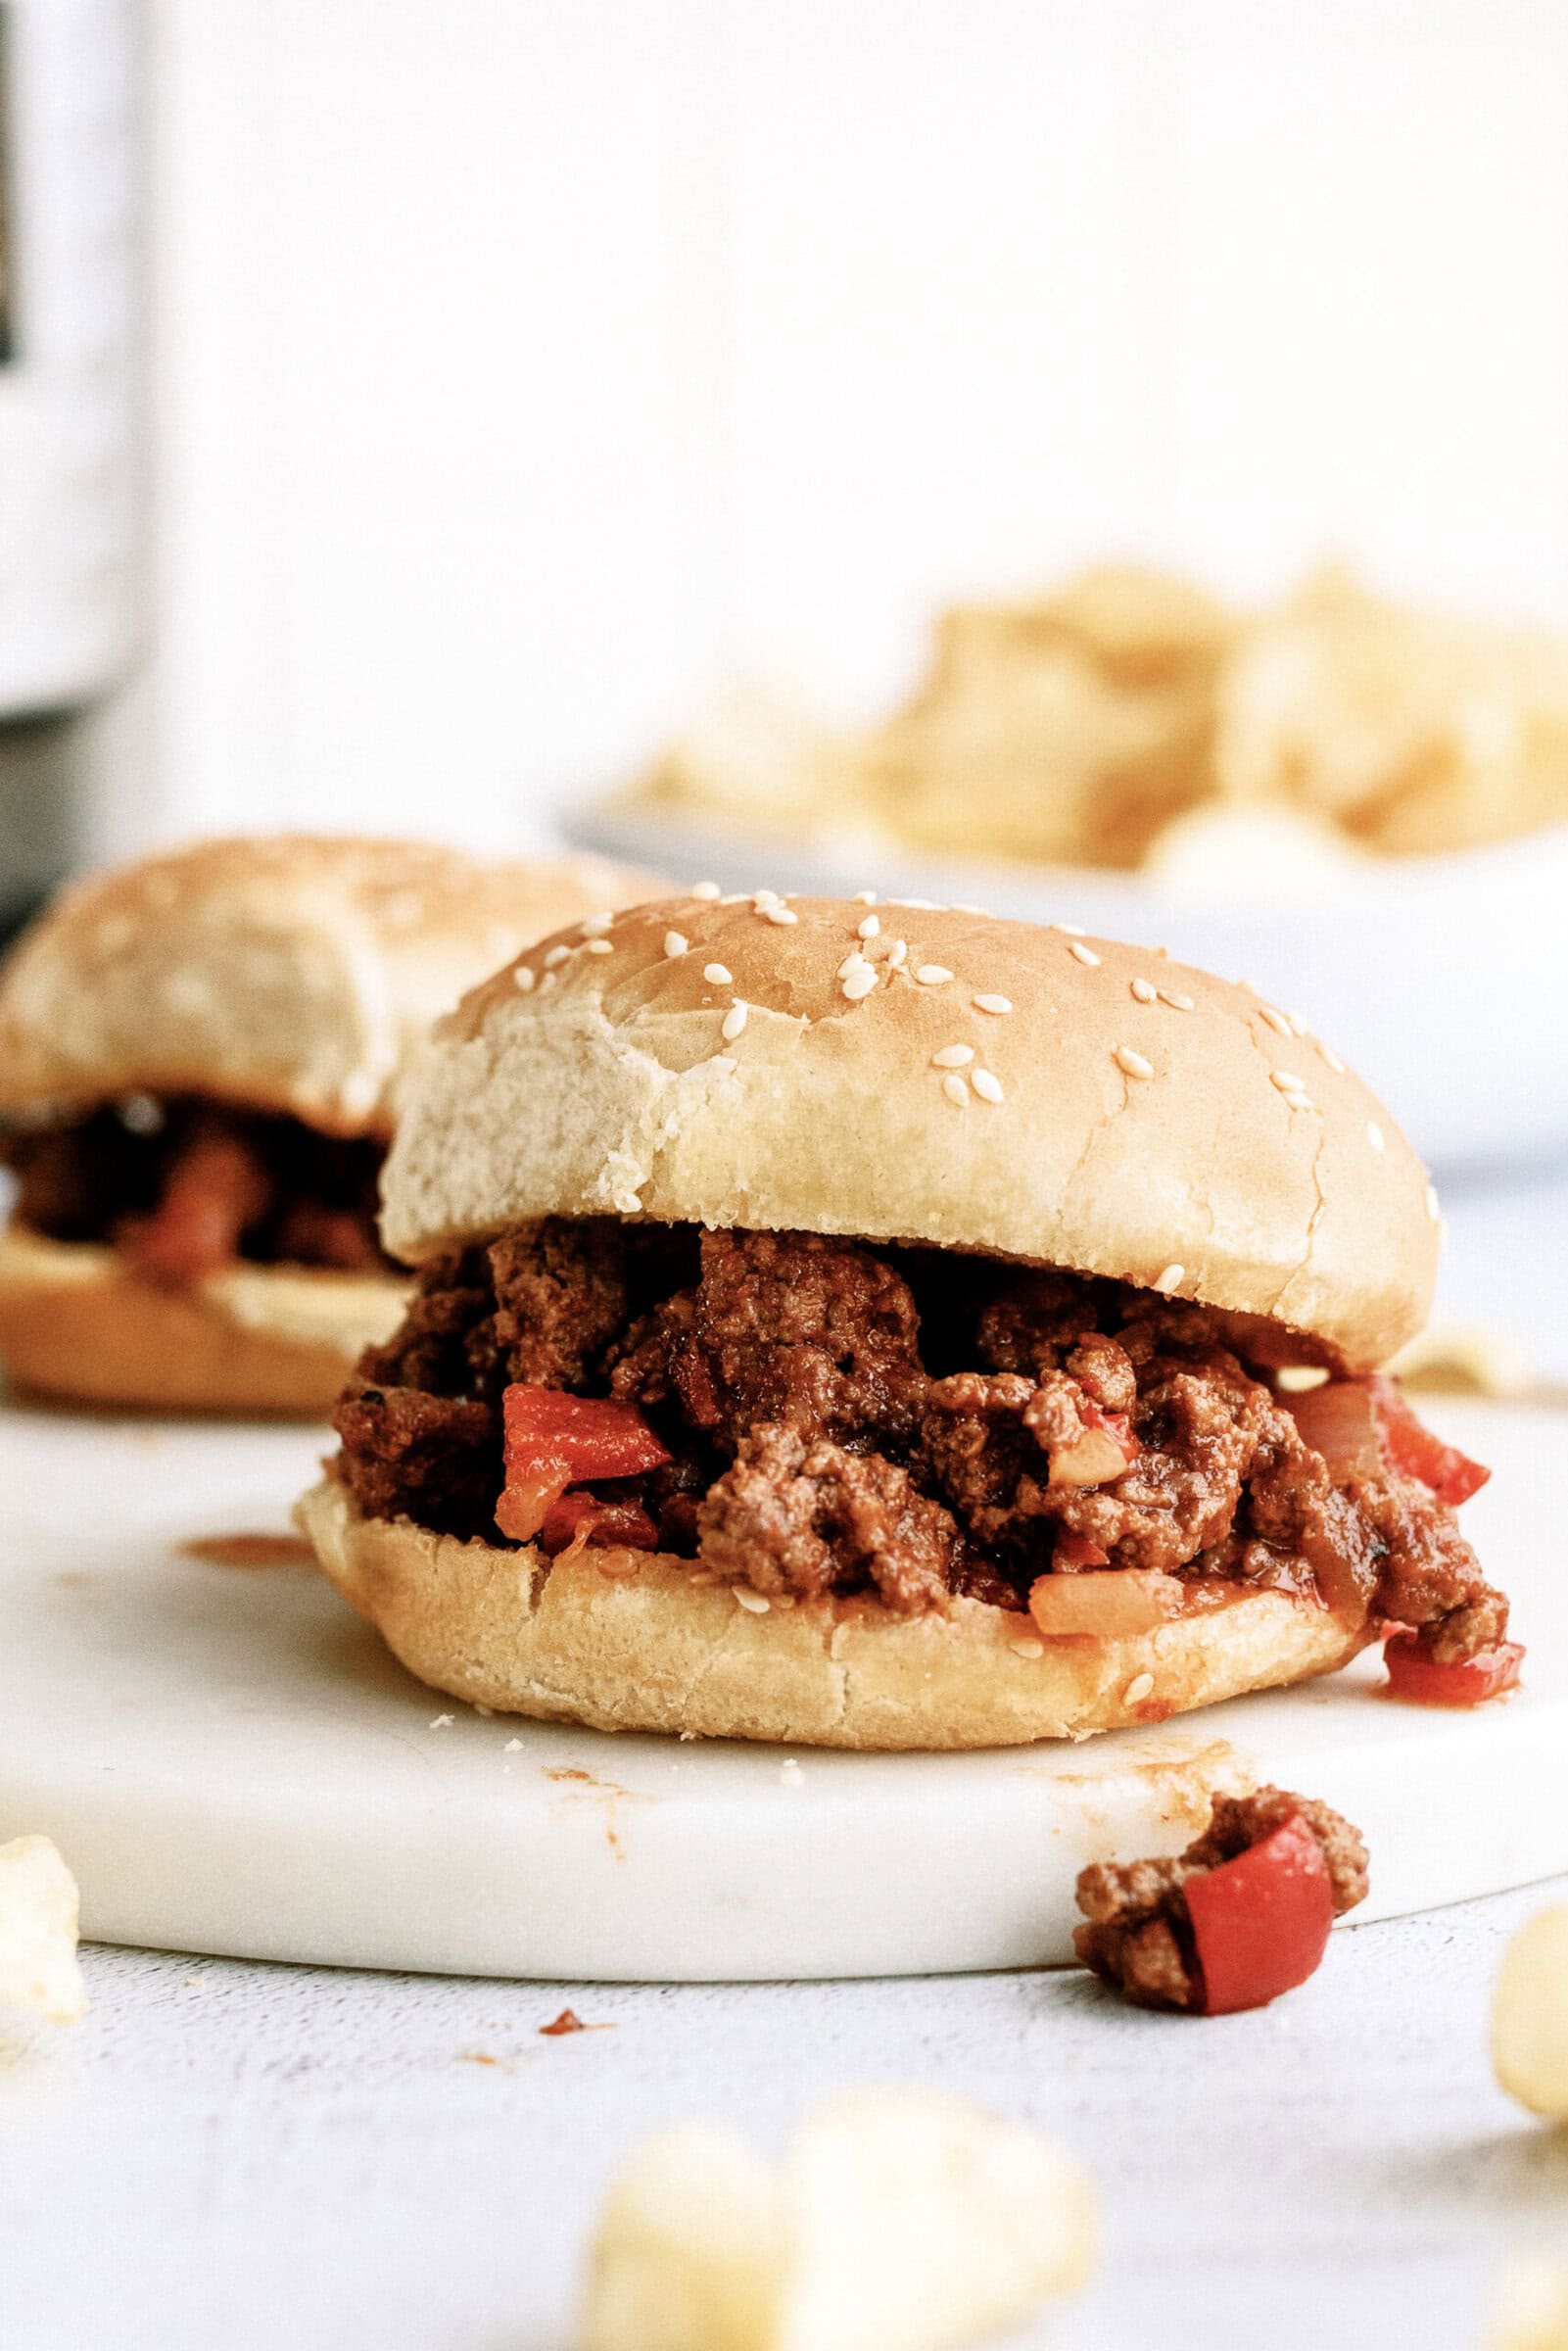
[1183,1815,1336,2015]
[120,1131,271,1284]
[1383,1631,1524,1707]
[1052,1529,1112,1571]
[503,1386,673,1481]
[540,1492,660,1557]
[1367,1374,1491,1508]
[1083,1400,1137,1458]
[496,1385,671,1543]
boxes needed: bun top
[381,888,1440,1369]
[0,835,662,1136]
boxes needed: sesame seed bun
[298,1476,1370,1749]
[0,835,663,1135]
[0,1226,406,1416]
[383,892,1438,1369]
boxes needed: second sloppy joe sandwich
[300,889,1514,1747]
[0,836,656,1415]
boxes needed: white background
[97,0,1568,855]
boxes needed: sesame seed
[1124,1672,1156,1704]
[721,1000,748,1040]
[853,889,879,904]
[513,965,537,992]
[1270,1070,1307,1092]
[951,902,988,916]
[581,911,614,936]
[931,1044,974,1068]
[703,962,733,985]
[1426,1181,1440,1222]
[1260,1007,1294,1037]
[886,938,909,968]
[841,966,878,1002]
[761,904,798,925]
[584,936,613,955]
[1367,1121,1385,1153]
[1289,1012,1312,1036]
[689,880,721,899]
[734,1586,771,1613]
[915,965,953,986]
[839,950,872,980]
[891,896,942,910]
[857,914,880,939]
[751,887,780,904]
[1153,1264,1185,1295]
[1320,1043,1346,1074]
[1115,1046,1154,1080]
[1069,940,1102,967]
[663,931,689,959]
[1052,922,1087,936]
[942,1073,971,1106]
[1010,1637,1046,1660]
[971,1069,1004,1104]
[538,969,557,991]
[544,944,571,969]
[1130,977,1158,1003]
[1159,990,1195,1012]
[974,992,1013,1015]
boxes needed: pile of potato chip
[624,565,1568,869]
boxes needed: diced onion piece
[495,1463,570,1543]
[1048,1425,1133,1489]
[1284,1378,1383,1482]
[1028,1569,1183,1639]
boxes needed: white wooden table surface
[1,1881,1564,2351]
[1,1183,1564,2350]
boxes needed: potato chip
[0,1835,85,2026]
[615,563,1568,871]
[580,2087,1097,2351]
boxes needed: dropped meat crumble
[327,1218,1508,1660]
[1,1097,391,1279]
[1074,1785,1369,2011]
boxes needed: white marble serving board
[0,1396,1560,1981]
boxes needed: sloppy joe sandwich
[0,836,657,1415]
[300,889,1514,1747]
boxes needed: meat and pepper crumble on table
[329,1217,1513,1689]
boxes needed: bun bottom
[0,1225,406,1417]
[299,1478,1371,1750]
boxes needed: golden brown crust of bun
[383,892,1438,1369]
[0,835,663,1136]
[299,1479,1370,1750]
[0,1226,406,1416]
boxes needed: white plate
[0,1398,1558,1981]
[566,806,1568,1175]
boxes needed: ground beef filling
[1073,1787,1370,2011]
[331,1219,1505,1654]
[1,1098,390,1279]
